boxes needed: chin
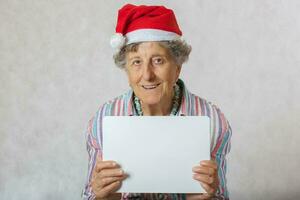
[140,96,161,106]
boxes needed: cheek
[126,70,141,86]
[161,71,178,89]
[162,69,179,84]
[160,82,174,99]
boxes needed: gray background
[1,0,299,199]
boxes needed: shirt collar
[177,79,188,116]
[125,90,136,116]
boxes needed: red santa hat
[110,4,182,52]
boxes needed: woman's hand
[187,160,219,200]
[91,159,127,199]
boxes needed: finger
[98,168,125,178]
[98,176,127,188]
[199,160,217,169]
[98,181,122,198]
[200,182,216,195]
[91,174,126,197]
[198,192,213,200]
[192,166,216,177]
[95,160,119,173]
[193,174,214,185]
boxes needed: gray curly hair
[113,40,192,69]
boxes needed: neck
[141,91,174,116]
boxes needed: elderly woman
[82,4,231,200]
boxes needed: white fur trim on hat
[126,29,181,44]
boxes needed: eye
[152,57,164,65]
[129,58,142,67]
[131,59,142,66]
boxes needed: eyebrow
[127,53,167,62]
[151,54,166,58]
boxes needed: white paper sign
[103,116,210,193]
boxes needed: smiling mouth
[141,83,161,90]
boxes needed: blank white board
[103,116,210,193]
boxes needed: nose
[142,64,155,81]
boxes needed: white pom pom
[110,33,126,52]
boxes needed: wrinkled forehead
[125,41,170,58]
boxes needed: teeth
[143,85,156,89]
[142,83,160,89]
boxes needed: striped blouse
[82,79,232,200]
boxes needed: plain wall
[1,0,299,199]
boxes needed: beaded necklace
[133,83,181,116]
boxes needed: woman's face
[125,42,181,106]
